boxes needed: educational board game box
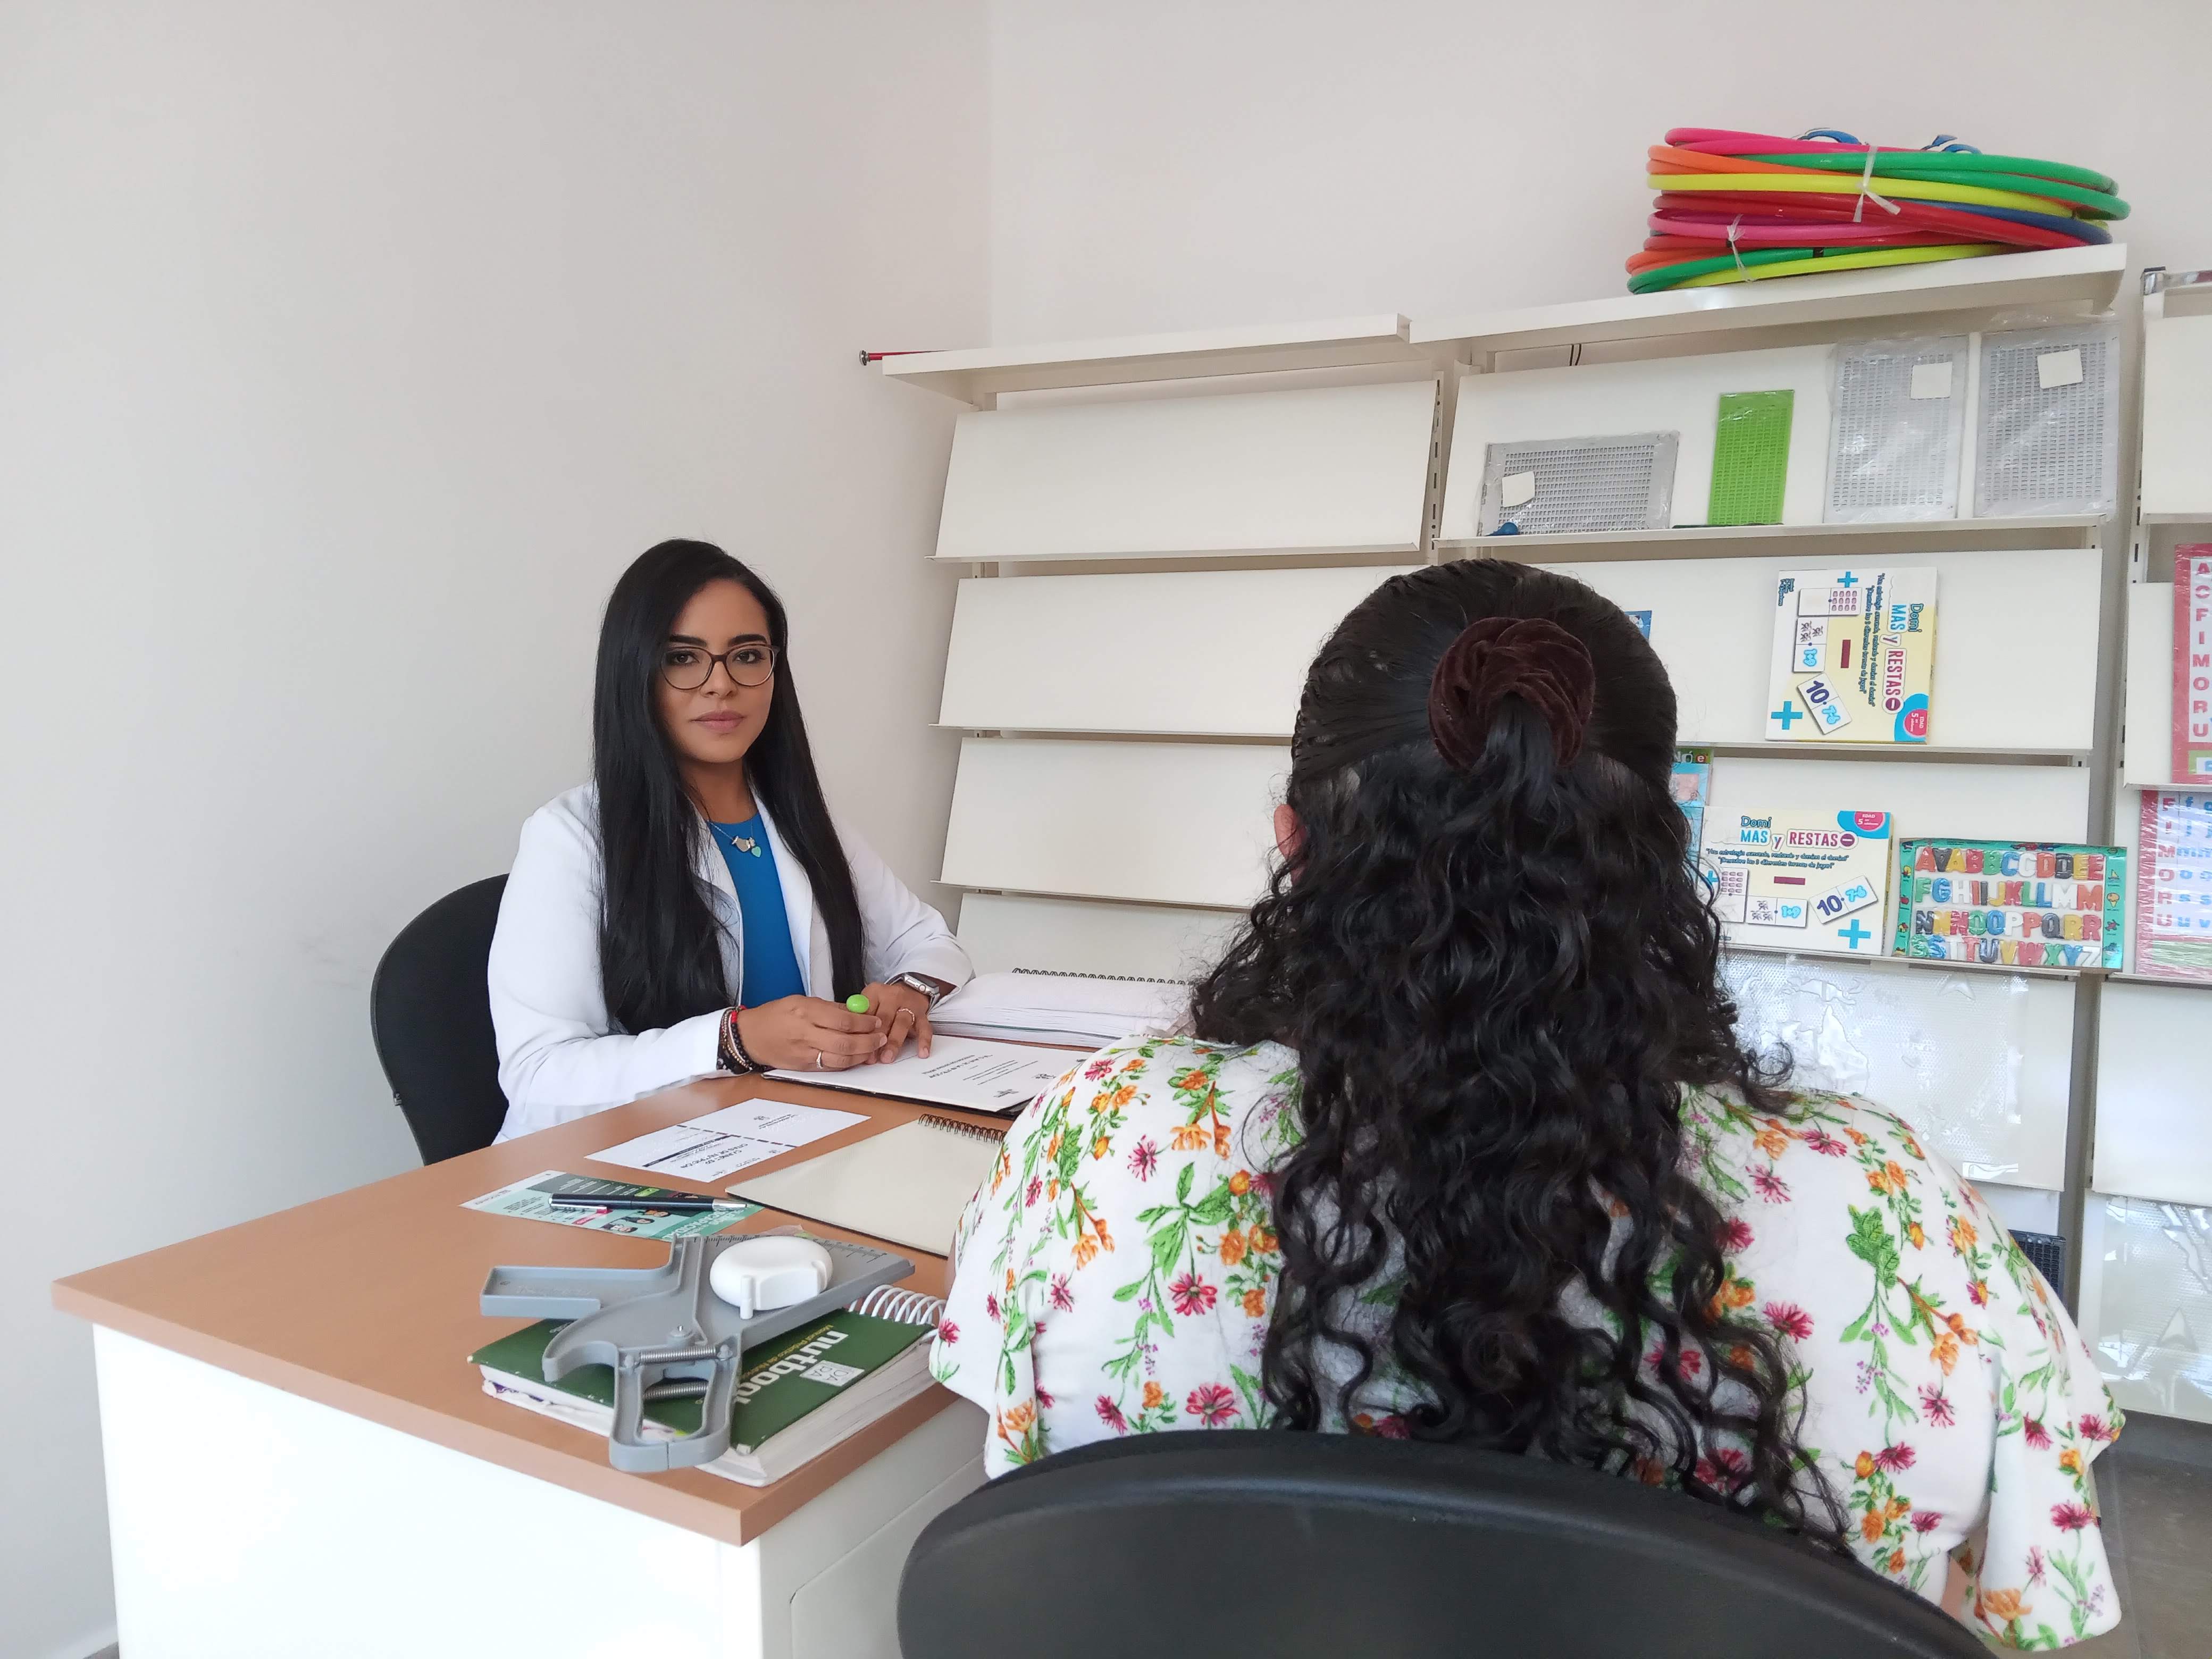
[2135,790,2212,981]
[1892,840,2124,970]
[1672,749,1712,862]
[1702,809,1892,955]
[1764,567,1937,744]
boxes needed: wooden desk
[54,1076,1008,1658]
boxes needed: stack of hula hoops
[1629,128,2127,295]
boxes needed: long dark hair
[1189,560,1841,1544]
[592,539,865,1032]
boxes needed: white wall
[988,0,2212,340]
[0,3,986,1654]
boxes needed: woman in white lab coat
[488,539,971,1139]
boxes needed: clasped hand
[735,982,935,1070]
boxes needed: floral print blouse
[935,1035,2124,1648]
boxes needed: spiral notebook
[728,1113,1005,1256]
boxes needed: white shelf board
[879,314,1428,405]
[1695,743,2091,764]
[2141,309,2212,521]
[941,738,1286,909]
[1723,941,2089,984]
[939,566,1410,735]
[1412,244,2126,365]
[932,378,1435,564]
[2108,971,2212,990]
[2097,978,2212,1205]
[1440,515,2104,560]
[2122,583,2175,787]
[956,892,1241,981]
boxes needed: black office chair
[370,875,510,1164]
[899,1431,1987,1658]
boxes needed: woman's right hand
[735,997,885,1071]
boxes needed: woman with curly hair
[935,560,2120,1646]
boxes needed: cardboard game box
[1765,567,1937,744]
[1703,809,1893,956]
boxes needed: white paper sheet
[768,1035,1078,1116]
[589,1096,867,1182]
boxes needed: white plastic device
[708,1235,834,1318]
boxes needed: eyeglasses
[659,642,777,691]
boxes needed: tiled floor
[2071,1413,2212,1659]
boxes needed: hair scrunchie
[1426,616,1597,770]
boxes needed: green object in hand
[847,993,872,1013]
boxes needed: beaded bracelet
[718,1006,763,1075]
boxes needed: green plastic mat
[1708,390,1793,526]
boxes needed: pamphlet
[462,1171,761,1239]
[590,1097,866,1183]
[770,1034,1076,1117]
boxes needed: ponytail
[1189,560,1842,1547]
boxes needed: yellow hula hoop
[1665,244,2007,290]
[1646,171,2077,219]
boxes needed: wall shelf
[1412,244,2126,368]
[1723,941,2092,985]
[1694,742,2090,767]
[1441,515,2106,562]
[879,314,1430,406]
[2108,971,2212,991]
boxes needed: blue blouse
[709,816,806,1006]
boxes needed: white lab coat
[488,784,971,1140]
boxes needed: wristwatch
[892,971,951,1008]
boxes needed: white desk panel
[957,892,1244,981]
[2094,979,2212,1207]
[1722,953,2076,1189]
[2141,311,2212,521]
[2078,1194,2212,1427]
[934,379,1437,563]
[94,1327,986,1659]
[1704,755,2092,848]
[2122,581,2176,787]
[941,739,1286,908]
[940,566,1414,735]
[1530,548,2100,752]
[1440,346,1838,540]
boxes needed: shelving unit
[2076,266,2212,1426]
[886,246,2207,1419]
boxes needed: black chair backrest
[370,875,510,1164]
[900,1431,1987,1659]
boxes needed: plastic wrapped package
[1707,391,1793,526]
[1822,336,1968,523]
[1478,432,1678,535]
[1719,954,2056,1186]
[1973,317,2122,518]
[2080,1195,2212,1427]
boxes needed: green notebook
[472,1303,934,1453]
[1708,390,1793,526]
